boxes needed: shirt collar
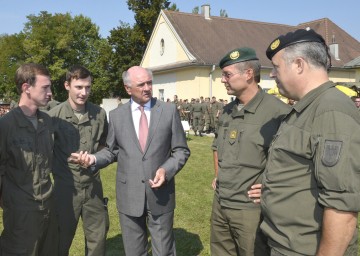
[242,87,265,114]
[231,87,263,117]
[131,99,151,111]
[293,81,334,113]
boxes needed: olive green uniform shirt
[49,101,108,186]
[191,102,205,131]
[203,102,211,117]
[191,102,205,114]
[211,101,222,116]
[212,89,290,209]
[261,81,360,255]
[0,107,54,210]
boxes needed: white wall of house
[153,73,177,101]
[142,14,193,69]
[148,22,178,67]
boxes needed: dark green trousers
[54,180,109,256]
[210,197,269,256]
[1,203,58,256]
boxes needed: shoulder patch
[321,140,342,167]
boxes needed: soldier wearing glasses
[210,47,290,256]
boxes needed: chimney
[201,4,211,20]
[329,34,340,60]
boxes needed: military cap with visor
[266,28,326,60]
[219,47,259,69]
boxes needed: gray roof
[344,56,360,67]
[163,10,360,68]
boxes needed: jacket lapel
[124,102,142,152]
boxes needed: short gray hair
[282,41,331,71]
[122,68,153,87]
[233,59,261,83]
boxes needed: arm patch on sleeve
[321,140,342,167]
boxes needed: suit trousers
[210,197,269,256]
[119,210,176,256]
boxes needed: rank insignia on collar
[230,130,237,139]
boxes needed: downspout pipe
[209,65,216,97]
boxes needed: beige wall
[356,69,360,82]
[159,68,278,101]
[155,68,232,101]
[329,69,356,83]
[142,14,194,69]
[152,67,358,102]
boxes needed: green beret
[219,47,259,69]
[266,29,326,60]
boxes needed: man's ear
[294,57,305,74]
[64,81,70,91]
[245,68,254,81]
[22,83,30,94]
[124,85,132,96]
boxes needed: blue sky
[0,0,359,41]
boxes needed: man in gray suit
[71,66,190,256]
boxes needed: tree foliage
[220,9,228,17]
[127,0,177,48]
[0,12,112,104]
[107,0,178,97]
[0,33,26,101]
[22,12,110,103]
[192,6,199,14]
[0,2,179,103]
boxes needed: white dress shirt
[131,99,151,139]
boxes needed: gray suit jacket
[94,98,190,217]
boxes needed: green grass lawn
[1,135,359,255]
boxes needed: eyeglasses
[221,71,242,80]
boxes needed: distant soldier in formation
[203,97,211,133]
[191,98,205,136]
[210,96,223,134]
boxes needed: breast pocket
[9,137,34,183]
[80,125,93,151]
[273,122,312,158]
[236,128,267,169]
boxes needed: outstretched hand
[68,151,95,168]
